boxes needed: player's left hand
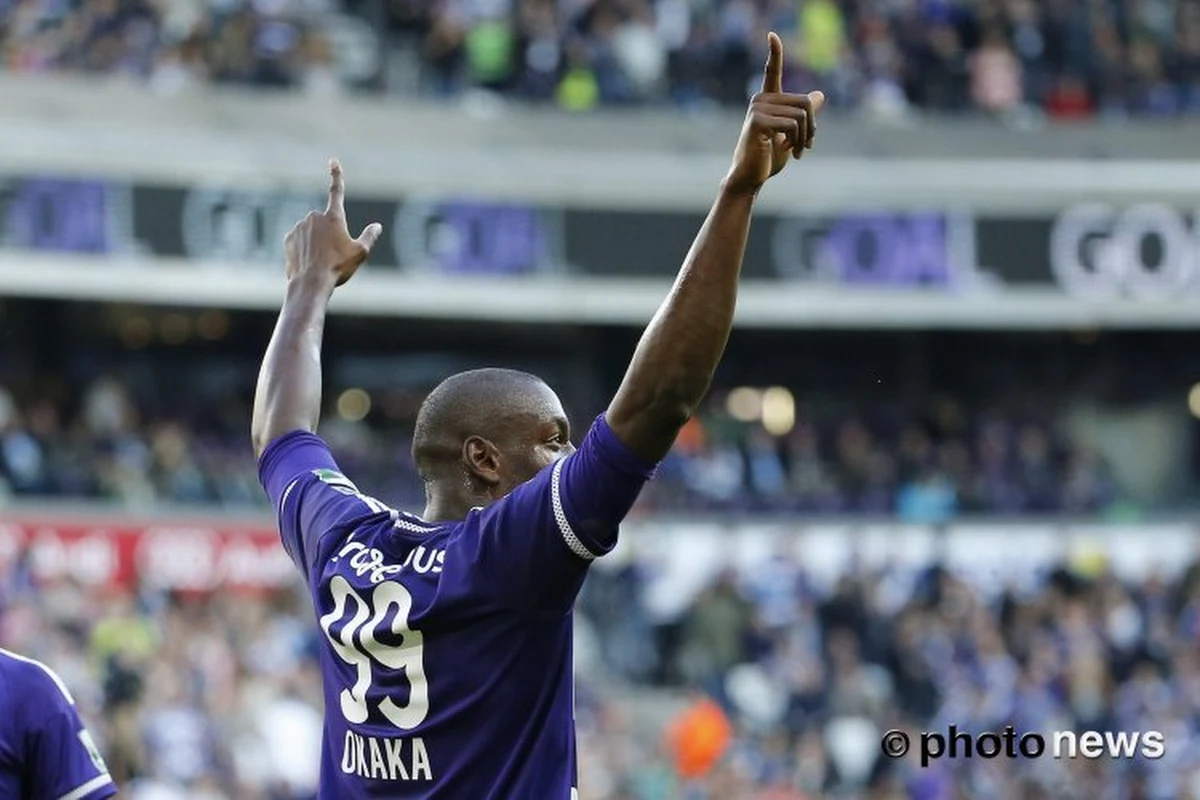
[284,159,383,288]
[723,32,825,197]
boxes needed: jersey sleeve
[470,414,658,616]
[21,664,115,800]
[258,430,389,578]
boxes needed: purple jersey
[258,415,656,799]
[0,649,116,800]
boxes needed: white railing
[0,76,1199,213]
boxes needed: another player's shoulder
[0,647,76,709]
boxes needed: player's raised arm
[606,33,824,462]
[251,160,383,457]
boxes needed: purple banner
[0,177,127,254]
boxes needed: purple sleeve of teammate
[471,414,658,615]
[258,431,384,576]
[21,666,115,800]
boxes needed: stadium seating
[2,3,1200,796]
[4,0,1200,117]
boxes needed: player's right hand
[284,159,383,288]
[723,32,824,197]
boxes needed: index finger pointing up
[327,158,345,216]
[762,31,783,94]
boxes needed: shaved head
[412,368,568,487]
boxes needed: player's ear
[463,435,502,486]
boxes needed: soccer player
[0,648,117,800]
[252,32,821,799]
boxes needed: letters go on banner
[2,173,1198,298]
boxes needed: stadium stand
[0,371,1121,516]
[3,0,1200,117]
[2,2,1200,796]
[3,522,1199,798]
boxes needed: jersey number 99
[319,575,430,730]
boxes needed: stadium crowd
[2,526,1198,798]
[0,0,344,94]
[2,0,1199,118]
[405,0,1200,117]
[0,375,1120,518]
[574,545,1200,799]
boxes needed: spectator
[678,570,757,693]
[971,25,1025,115]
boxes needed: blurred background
[2,1,1200,798]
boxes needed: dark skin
[251,32,822,521]
[430,385,575,522]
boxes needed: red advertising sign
[0,513,295,592]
